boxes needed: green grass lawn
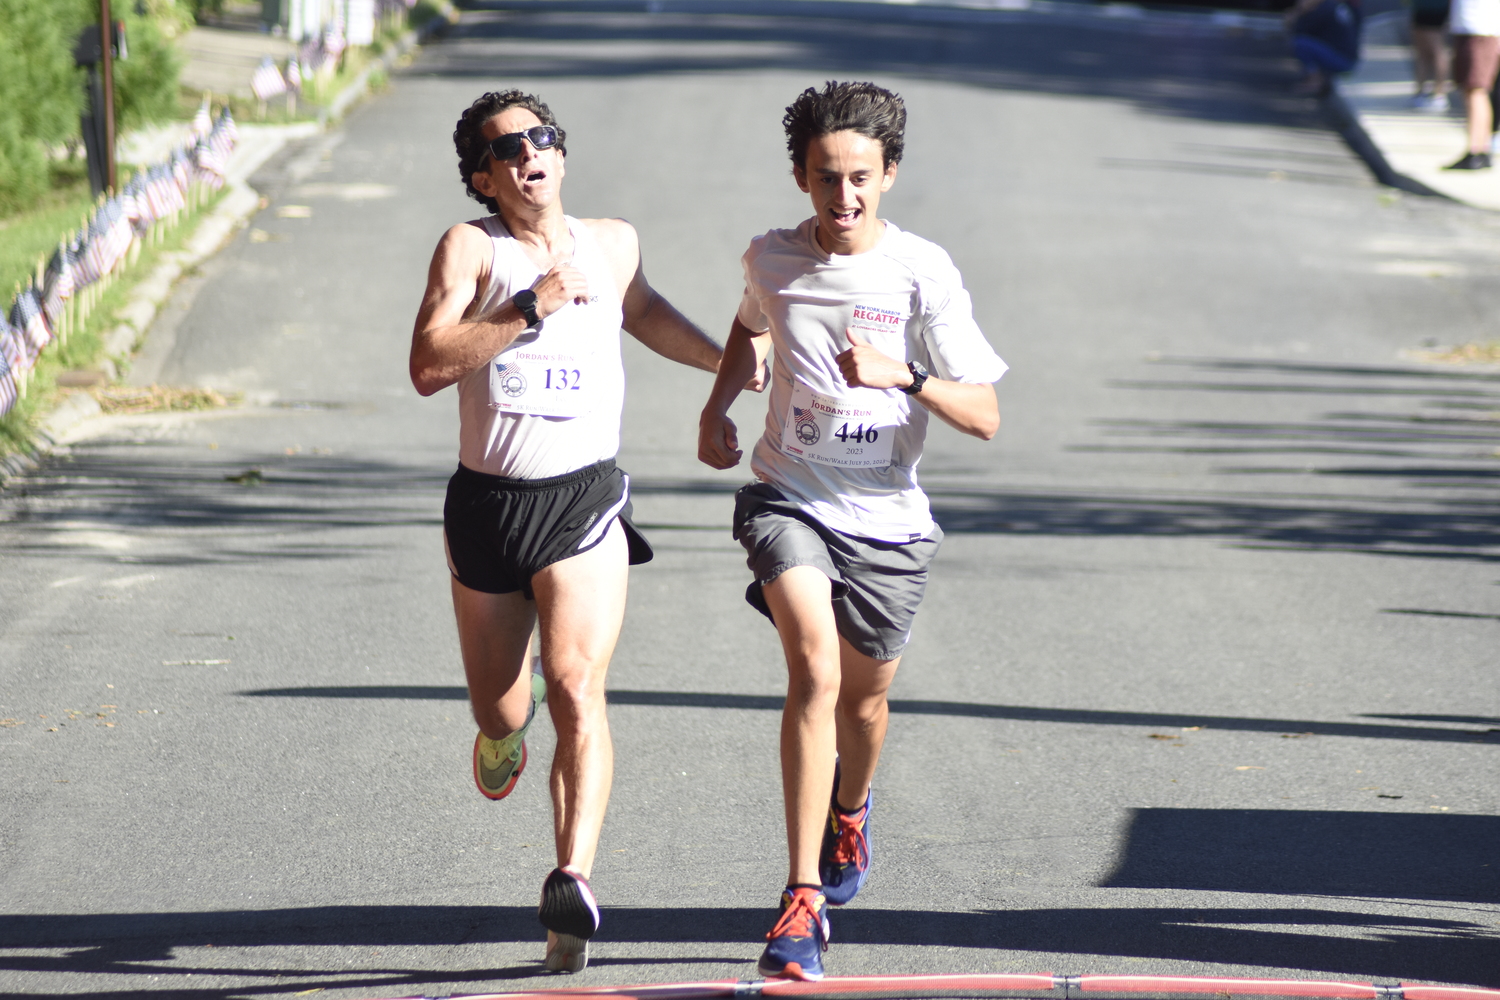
[0,183,224,460]
[0,163,99,301]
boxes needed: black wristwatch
[901,360,929,395]
[513,288,540,326]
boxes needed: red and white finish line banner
[357,972,1500,1000]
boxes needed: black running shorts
[732,481,942,661]
[444,460,653,599]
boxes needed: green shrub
[0,0,187,215]
[0,0,85,213]
[112,2,187,131]
[0,118,51,215]
[409,0,445,30]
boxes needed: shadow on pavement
[407,0,1340,138]
[1363,712,1500,725]
[236,686,1500,745]
[1084,357,1500,485]
[1,900,1495,992]
[0,452,450,565]
[1100,808,1500,903]
[925,487,1499,562]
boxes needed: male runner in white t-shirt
[411,90,735,973]
[699,81,1007,981]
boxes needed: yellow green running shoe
[473,670,546,800]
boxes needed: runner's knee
[836,690,888,731]
[543,669,607,723]
[786,667,840,713]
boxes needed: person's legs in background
[1411,23,1452,109]
[1447,33,1499,168]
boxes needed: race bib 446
[780,379,898,469]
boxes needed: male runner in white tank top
[410,90,739,973]
[699,82,1006,980]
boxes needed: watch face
[514,289,539,324]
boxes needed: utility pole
[99,0,117,194]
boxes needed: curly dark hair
[453,90,568,215]
[782,81,905,171]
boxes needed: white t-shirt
[737,218,1008,543]
[1452,0,1500,35]
[456,215,625,479]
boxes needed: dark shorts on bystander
[1454,34,1500,91]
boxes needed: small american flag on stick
[252,57,287,101]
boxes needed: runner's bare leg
[452,580,538,740]
[531,519,630,880]
[833,638,900,812]
[763,566,842,886]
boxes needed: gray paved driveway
[1,2,1497,996]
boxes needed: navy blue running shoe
[819,765,872,906]
[757,887,829,981]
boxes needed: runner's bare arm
[584,217,722,373]
[836,329,999,440]
[699,318,769,469]
[409,223,588,396]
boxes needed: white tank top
[456,215,626,479]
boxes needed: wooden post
[99,0,117,194]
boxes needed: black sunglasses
[481,125,560,164]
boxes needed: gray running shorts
[732,481,943,661]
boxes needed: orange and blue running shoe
[819,764,871,906]
[757,886,829,981]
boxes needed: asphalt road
[2,2,1498,996]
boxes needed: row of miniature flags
[251,38,344,102]
[252,56,304,102]
[0,108,239,419]
[251,0,423,101]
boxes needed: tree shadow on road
[930,355,1500,561]
[405,0,1340,140]
[238,685,1500,745]
[1,893,1495,995]
[1100,808,1500,904]
[0,451,449,566]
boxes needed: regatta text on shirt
[736,217,1007,543]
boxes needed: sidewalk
[179,25,296,100]
[1335,11,1500,210]
[8,9,455,472]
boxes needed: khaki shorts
[1453,34,1500,91]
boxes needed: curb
[1327,9,1500,210]
[1325,85,1450,200]
[1324,11,1442,200]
